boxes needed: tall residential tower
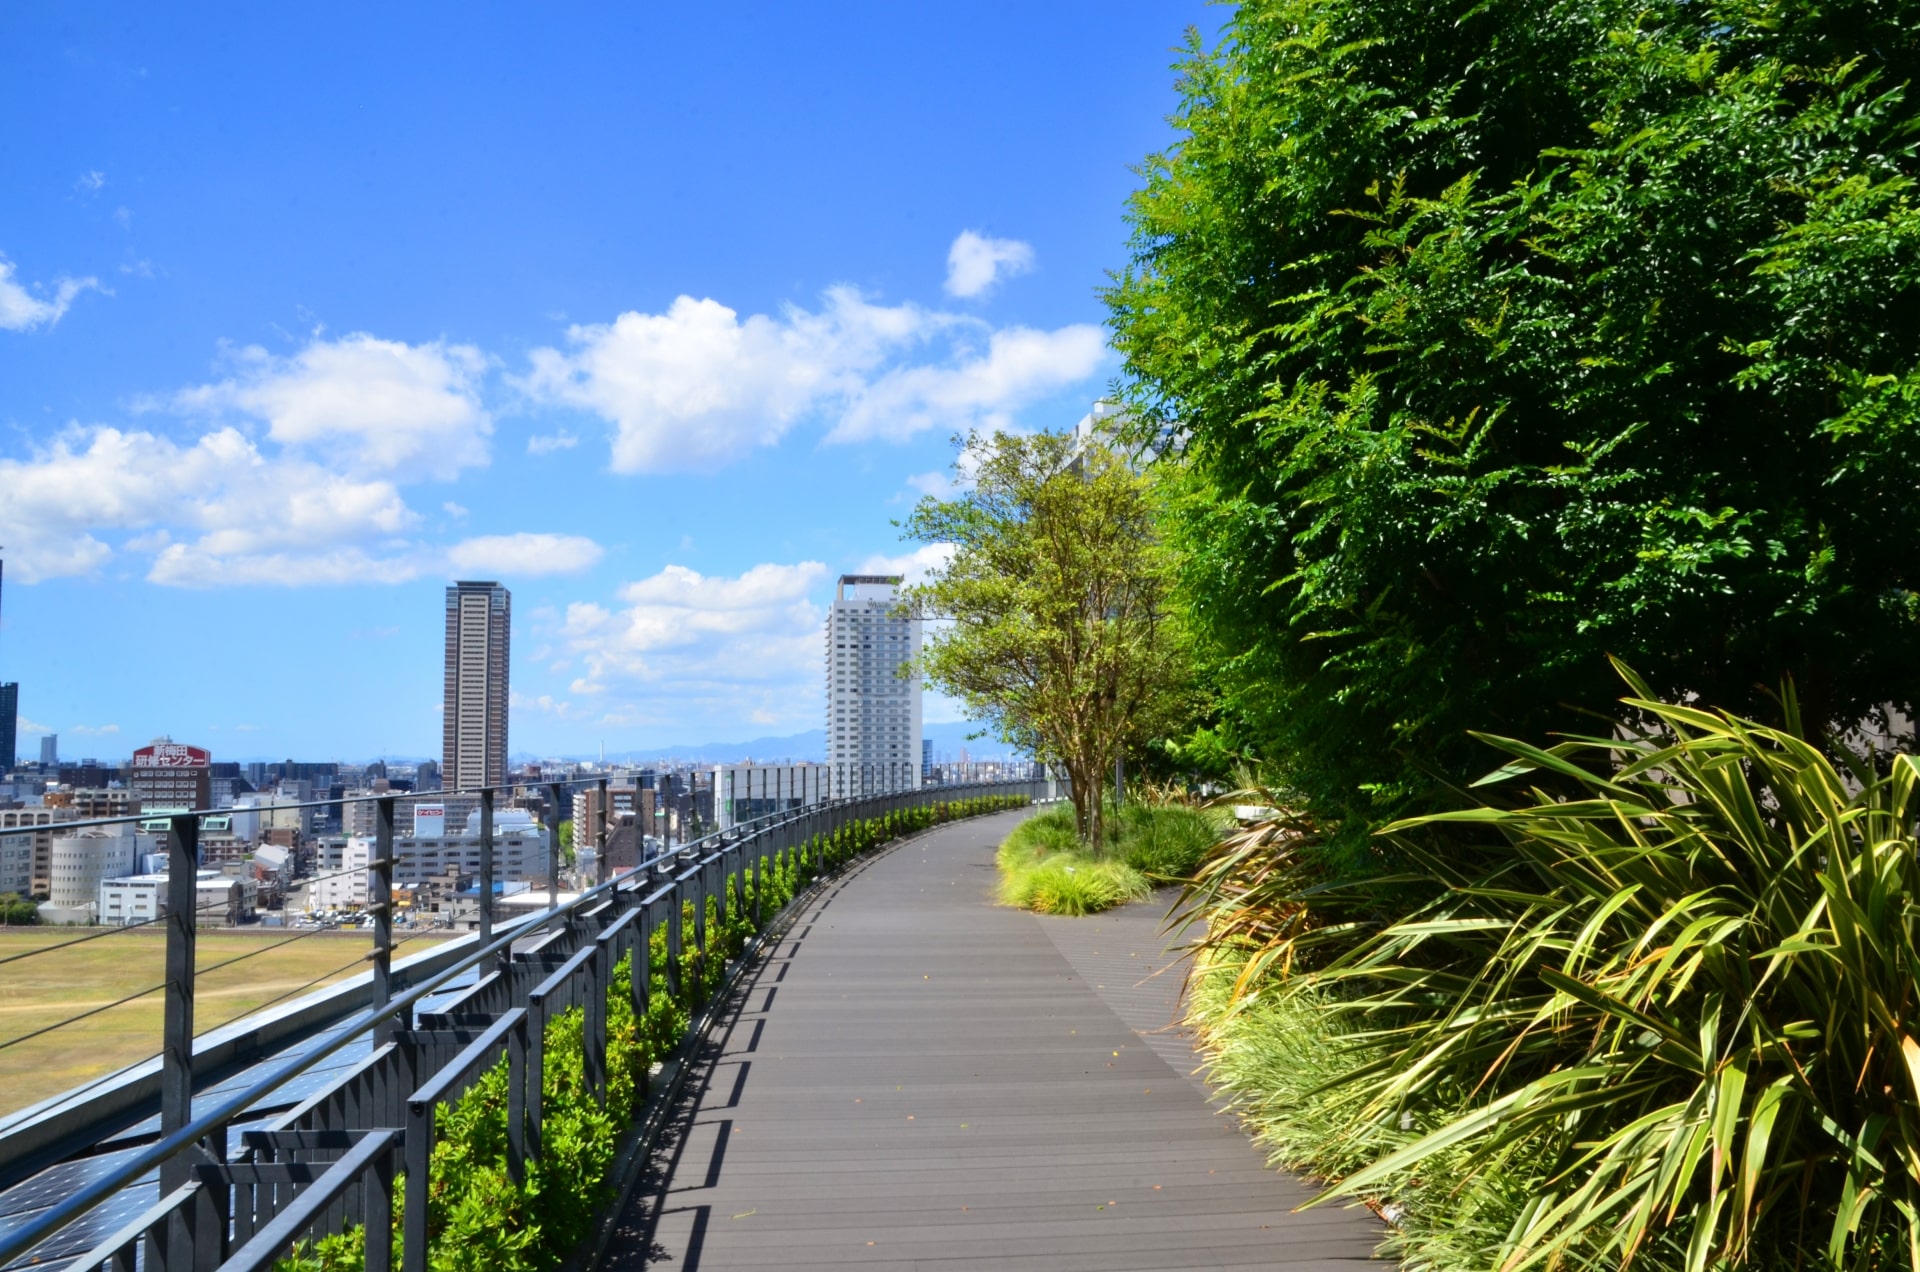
[443,581,511,792]
[825,575,921,792]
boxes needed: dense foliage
[279,794,1026,1271]
[1187,680,1920,1269]
[903,429,1192,846]
[1107,0,1920,844]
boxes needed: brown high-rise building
[130,740,213,811]
[443,581,511,793]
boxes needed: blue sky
[0,2,1215,762]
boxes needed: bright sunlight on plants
[997,801,1221,915]
[1184,665,1920,1269]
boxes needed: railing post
[546,783,566,916]
[373,796,395,1045]
[666,882,683,999]
[159,813,201,1197]
[587,939,608,1103]
[157,813,228,1272]
[478,786,494,953]
[507,1011,528,1183]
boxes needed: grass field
[0,926,452,1120]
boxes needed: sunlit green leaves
[1107,0,1920,849]
[1297,684,1920,1268]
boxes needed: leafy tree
[902,429,1192,847]
[1107,0,1920,851]
[0,893,37,925]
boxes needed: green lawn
[0,927,450,1119]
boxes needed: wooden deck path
[602,808,1382,1271]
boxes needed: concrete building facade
[712,763,830,830]
[443,581,511,793]
[48,828,142,910]
[130,740,212,812]
[0,832,32,897]
[824,575,922,793]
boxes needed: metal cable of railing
[0,855,396,975]
[223,926,443,1027]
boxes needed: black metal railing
[0,767,1059,1272]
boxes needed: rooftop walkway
[604,808,1381,1271]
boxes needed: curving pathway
[603,808,1381,1271]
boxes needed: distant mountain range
[510,720,1020,767]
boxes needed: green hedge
[280,793,1027,1271]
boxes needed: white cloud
[526,429,579,455]
[0,256,100,332]
[944,230,1035,298]
[446,533,604,577]
[442,501,469,518]
[856,543,955,588]
[15,716,52,736]
[172,333,491,478]
[828,323,1107,443]
[556,562,829,732]
[521,288,938,474]
[69,723,121,737]
[76,170,106,193]
[521,280,1107,470]
[0,425,419,584]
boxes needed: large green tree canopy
[1108,0,1920,840]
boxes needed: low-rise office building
[49,828,149,911]
[0,831,32,897]
[310,822,549,910]
[711,763,830,830]
[99,870,259,926]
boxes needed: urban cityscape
[0,569,1030,931]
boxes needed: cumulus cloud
[856,543,955,588]
[0,418,610,587]
[520,289,937,473]
[828,323,1107,443]
[446,533,604,577]
[944,230,1035,298]
[556,564,825,699]
[557,561,830,729]
[172,333,491,478]
[0,256,100,332]
[521,284,1107,470]
[0,425,416,584]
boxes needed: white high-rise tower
[825,575,921,793]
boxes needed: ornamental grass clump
[1300,666,1920,1269]
[997,801,1214,915]
[1003,858,1151,916]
